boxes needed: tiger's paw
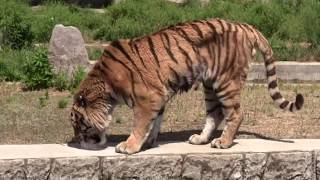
[188,134,208,145]
[115,141,141,154]
[210,138,232,149]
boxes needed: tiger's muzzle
[69,111,110,150]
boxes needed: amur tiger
[70,18,304,154]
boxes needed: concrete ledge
[1,139,320,179]
[248,62,320,82]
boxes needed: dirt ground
[0,82,319,144]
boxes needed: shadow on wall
[28,0,115,8]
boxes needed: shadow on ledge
[107,130,294,143]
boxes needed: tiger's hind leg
[189,83,224,145]
[210,80,243,149]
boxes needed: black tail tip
[295,93,304,110]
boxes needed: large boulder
[48,24,91,79]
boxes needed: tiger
[70,18,304,154]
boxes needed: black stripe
[172,36,194,79]
[191,23,204,38]
[100,60,112,71]
[216,19,225,32]
[217,89,238,100]
[111,41,148,86]
[158,107,165,115]
[168,80,178,93]
[221,31,230,74]
[205,97,216,102]
[289,103,294,111]
[147,37,160,67]
[279,100,289,109]
[204,89,213,94]
[169,67,180,83]
[271,92,282,101]
[178,29,200,56]
[206,103,221,114]
[267,67,276,76]
[156,71,164,84]
[103,49,137,100]
[206,21,217,34]
[133,43,148,69]
[226,22,232,31]
[179,29,194,43]
[268,80,277,89]
[161,33,179,64]
[215,81,231,93]
[203,81,213,90]
[214,35,221,78]
[265,58,274,67]
[243,24,255,34]
[238,24,250,61]
[111,41,138,68]
[225,26,239,73]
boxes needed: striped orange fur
[70,18,304,153]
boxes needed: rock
[181,154,243,180]
[263,152,313,180]
[48,24,91,79]
[102,155,183,179]
[0,159,25,180]
[49,157,100,180]
[244,153,267,180]
[26,158,51,180]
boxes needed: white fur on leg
[145,114,163,146]
[189,116,216,145]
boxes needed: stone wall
[248,62,320,82]
[0,151,319,179]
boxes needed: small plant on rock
[54,71,69,91]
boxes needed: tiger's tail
[252,27,304,112]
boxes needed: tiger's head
[70,73,116,150]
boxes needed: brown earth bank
[0,82,319,144]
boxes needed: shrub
[69,66,86,91]
[23,47,54,89]
[54,71,69,91]
[58,98,68,108]
[0,12,34,50]
[0,48,34,81]
[38,90,49,108]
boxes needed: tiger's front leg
[115,103,164,154]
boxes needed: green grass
[2,0,320,47]
[0,48,34,81]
